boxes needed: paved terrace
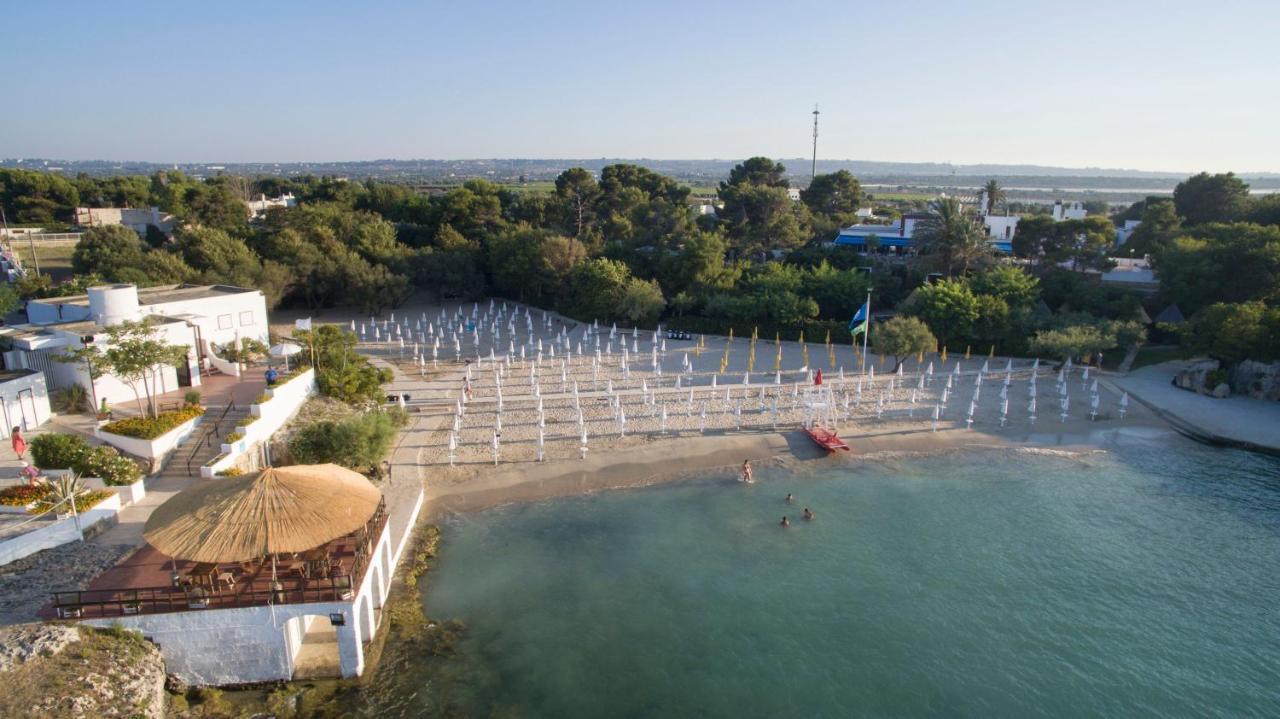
[1110,361,1280,455]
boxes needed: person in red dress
[814,369,823,385]
[10,427,27,461]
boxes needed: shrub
[0,484,50,507]
[29,433,91,469]
[288,409,407,474]
[215,467,244,477]
[225,432,244,443]
[1205,368,1229,388]
[184,390,202,406]
[101,406,205,439]
[51,385,92,414]
[74,446,142,486]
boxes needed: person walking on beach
[741,460,753,483]
[780,516,790,528]
[463,378,473,401]
[10,427,26,462]
[814,368,823,385]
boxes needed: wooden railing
[51,500,387,619]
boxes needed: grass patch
[11,242,76,282]
[0,625,159,718]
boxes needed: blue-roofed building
[833,211,1016,254]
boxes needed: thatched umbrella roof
[143,464,381,564]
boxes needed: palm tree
[981,179,1006,215]
[912,197,993,277]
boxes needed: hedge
[29,433,91,469]
[101,406,205,440]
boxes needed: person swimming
[803,508,815,521]
[741,460,754,483]
[780,516,790,528]
[785,493,794,504]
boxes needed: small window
[239,311,254,327]
[217,314,233,330]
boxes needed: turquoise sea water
[407,433,1280,718]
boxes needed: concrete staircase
[172,404,253,477]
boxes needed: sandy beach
[276,299,1169,518]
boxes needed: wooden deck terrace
[44,500,387,620]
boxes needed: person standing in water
[785,493,794,504]
[803,508,815,521]
[741,460,753,483]
[780,516,790,528]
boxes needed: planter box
[0,503,37,514]
[83,476,147,506]
[96,415,203,461]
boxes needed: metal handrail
[184,400,237,475]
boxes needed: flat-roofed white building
[4,284,269,408]
[75,206,177,236]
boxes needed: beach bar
[45,465,402,685]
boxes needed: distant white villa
[245,193,298,218]
[75,206,177,236]
[834,193,1097,254]
[2,284,269,409]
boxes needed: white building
[4,284,269,409]
[1050,200,1088,222]
[75,206,177,236]
[787,188,802,202]
[1116,219,1142,246]
[246,193,298,218]
[0,369,52,438]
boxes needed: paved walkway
[1109,360,1280,454]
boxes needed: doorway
[17,389,37,430]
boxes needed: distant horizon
[5,156,1278,179]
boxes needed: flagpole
[860,291,871,376]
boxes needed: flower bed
[29,489,113,515]
[0,484,48,508]
[100,406,206,440]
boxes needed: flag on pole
[848,301,870,337]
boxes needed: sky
[2,0,1277,173]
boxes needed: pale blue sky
[2,0,1276,172]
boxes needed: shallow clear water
[410,434,1280,718]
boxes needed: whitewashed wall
[0,492,122,566]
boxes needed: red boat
[804,425,850,452]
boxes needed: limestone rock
[1210,383,1231,399]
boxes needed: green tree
[912,197,991,277]
[722,157,789,189]
[59,319,190,418]
[1173,171,1250,225]
[1180,301,1280,365]
[900,279,980,346]
[71,225,148,279]
[1030,325,1113,362]
[1153,223,1280,313]
[969,266,1040,308]
[566,258,633,322]
[0,284,20,318]
[293,325,393,406]
[1244,193,1280,227]
[981,179,1006,215]
[617,277,666,325]
[554,168,600,238]
[801,170,863,219]
[872,316,936,371]
[289,410,407,475]
[1121,199,1182,256]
